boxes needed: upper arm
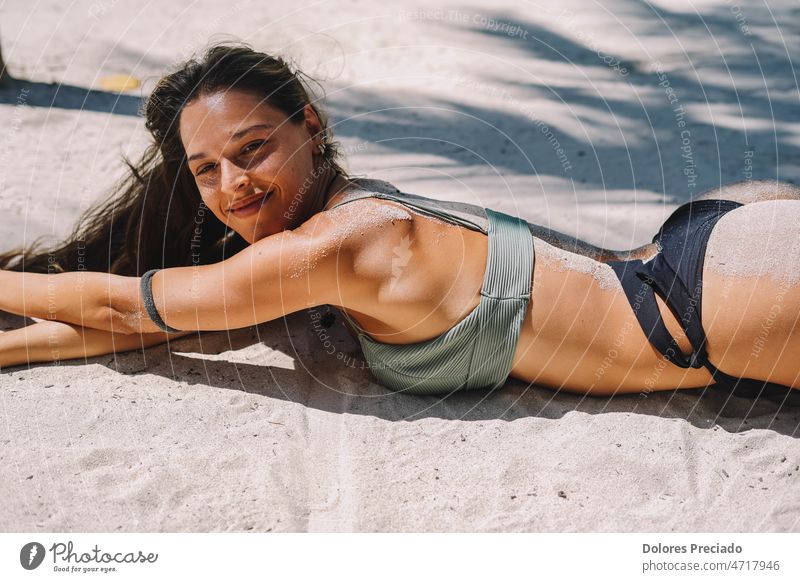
[143,200,413,333]
[148,225,350,332]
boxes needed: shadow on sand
[5,310,795,438]
[0,76,142,116]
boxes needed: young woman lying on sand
[0,43,798,400]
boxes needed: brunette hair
[0,41,345,275]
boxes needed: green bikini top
[325,178,535,396]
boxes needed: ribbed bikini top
[325,177,492,234]
[323,177,535,396]
[324,177,610,259]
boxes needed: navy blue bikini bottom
[608,199,795,402]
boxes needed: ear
[302,104,324,145]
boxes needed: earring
[318,143,325,154]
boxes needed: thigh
[702,200,800,388]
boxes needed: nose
[219,158,251,195]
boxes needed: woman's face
[179,88,324,243]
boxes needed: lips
[228,191,273,217]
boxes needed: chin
[244,221,283,243]
[253,225,286,244]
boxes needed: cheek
[265,142,308,173]
[290,151,317,194]
[276,138,314,177]
[198,191,227,223]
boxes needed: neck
[305,159,338,218]
[306,160,352,218]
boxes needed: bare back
[314,179,800,395]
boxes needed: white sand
[2,0,800,532]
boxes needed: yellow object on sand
[99,74,141,92]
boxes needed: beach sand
[1,0,799,532]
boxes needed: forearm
[0,269,148,333]
[0,265,242,334]
[0,226,326,334]
[0,320,193,369]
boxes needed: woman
[0,43,798,400]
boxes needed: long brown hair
[0,42,346,275]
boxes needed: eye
[195,163,215,176]
[242,139,267,154]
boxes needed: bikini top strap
[325,188,380,211]
[326,179,488,234]
[481,208,533,300]
[335,191,489,234]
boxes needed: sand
[2,0,800,533]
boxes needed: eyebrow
[186,124,275,163]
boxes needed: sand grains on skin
[705,200,800,285]
[702,200,800,385]
[287,198,415,280]
[533,236,621,291]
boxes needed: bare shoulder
[301,197,415,254]
[294,197,416,286]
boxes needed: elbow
[106,275,160,334]
[108,306,181,335]
[106,306,146,335]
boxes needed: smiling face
[179,89,326,243]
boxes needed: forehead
[179,89,289,155]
